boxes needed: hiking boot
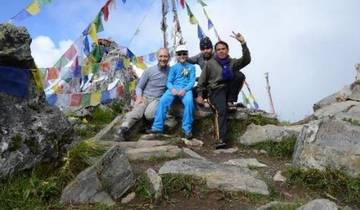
[145,129,163,134]
[215,139,227,149]
[183,131,193,140]
[115,127,128,142]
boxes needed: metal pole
[265,72,276,115]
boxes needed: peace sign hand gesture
[230,31,246,44]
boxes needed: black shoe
[215,139,227,149]
[145,129,163,134]
[115,127,128,142]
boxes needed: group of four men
[117,31,251,149]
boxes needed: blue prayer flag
[0,66,30,98]
[101,90,111,104]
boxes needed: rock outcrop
[159,158,269,195]
[293,118,360,177]
[0,23,75,179]
[60,145,134,205]
[239,123,302,145]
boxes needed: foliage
[343,118,360,126]
[90,106,116,125]
[135,174,153,200]
[249,136,297,158]
[0,140,107,209]
[285,167,360,205]
[161,174,206,199]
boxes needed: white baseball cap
[175,45,188,52]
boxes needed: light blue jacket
[166,62,196,92]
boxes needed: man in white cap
[149,45,196,139]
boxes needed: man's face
[157,49,169,68]
[215,44,229,59]
[201,47,213,59]
[176,51,188,63]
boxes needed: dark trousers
[194,71,245,102]
[227,71,246,102]
[208,87,228,142]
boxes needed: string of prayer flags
[0,66,30,98]
[9,0,52,22]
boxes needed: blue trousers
[151,89,194,134]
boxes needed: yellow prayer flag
[190,16,198,25]
[90,91,101,106]
[88,23,98,43]
[124,58,131,69]
[26,0,40,15]
[129,80,136,91]
[31,68,44,91]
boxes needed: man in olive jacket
[196,32,251,149]
[189,36,250,105]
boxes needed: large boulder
[313,101,360,120]
[60,145,134,205]
[293,118,360,177]
[159,158,269,195]
[297,199,338,210]
[239,123,302,145]
[0,23,75,179]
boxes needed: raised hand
[230,31,246,44]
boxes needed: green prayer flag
[94,12,104,32]
[81,93,91,106]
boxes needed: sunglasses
[176,52,188,56]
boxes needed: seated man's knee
[235,71,246,82]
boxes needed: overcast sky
[1,0,359,121]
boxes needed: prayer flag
[81,93,91,106]
[46,94,57,106]
[26,0,40,15]
[31,68,44,91]
[90,91,101,106]
[197,0,207,7]
[208,19,214,30]
[64,45,77,60]
[47,67,59,80]
[186,3,198,25]
[101,90,111,104]
[0,66,30,98]
[88,22,98,43]
[70,93,82,106]
[94,12,104,32]
[180,0,185,8]
[197,24,205,40]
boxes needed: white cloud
[30,36,72,68]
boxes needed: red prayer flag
[101,61,111,72]
[46,67,59,80]
[70,93,82,106]
[101,0,113,21]
[64,45,77,60]
[180,0,185,8]
[117,85,124,97]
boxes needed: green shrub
[285,168,360,205]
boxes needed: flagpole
[265,72,276,115]
[161,0,168,48]
[171,0,184,48]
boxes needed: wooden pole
[265,72,276,115]
[161,0,168,48]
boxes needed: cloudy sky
[1,0,359,121]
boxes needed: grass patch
[0,140,108,209]
[161,174,206,200]
[285,167,360,205]
[90,106,116,125]
[249,136,297,158]
[135,174,153,200]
